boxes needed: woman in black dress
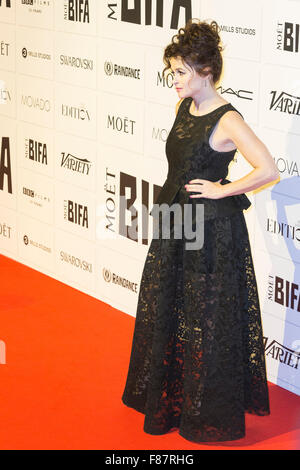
[122,19,279,443]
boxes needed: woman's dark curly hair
[163,18,224,84]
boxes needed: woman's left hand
[185,179,226,199]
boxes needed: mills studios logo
[104,60,141,80]
[107,0,192,29]
[0,136,13,194]
[61,151,92,176]
[276,21,299,53]
[64,0,90,23]
[25,138,48,167]
[22,46,51,63]
[64,199,89,228]
[102,267,138,293]
[269,90,300,116]
[267,273,300,313]
[23,233,51,254]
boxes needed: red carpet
[0,253,299,450]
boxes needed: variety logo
[102,267,138,293]
[276,21,299,53]
[0,137,12,194]
[266,218,300,244]
[64,0,90,23]
[64,199,89,228]
[107,0,192,29]
[264,336,300,370]
[61,152,92,176]
[104,60,141,79]
[269,91,300,116]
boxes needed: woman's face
[169,56,209,98]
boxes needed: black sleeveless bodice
[150,97,251,220]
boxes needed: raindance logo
[102,267,138,293]
[269,91,300,116]
[276,21,299,53]
[264,336,300,370]
[104,60,141,79]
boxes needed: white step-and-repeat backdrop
[0,0,299,396]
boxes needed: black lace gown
[121,97,270,443]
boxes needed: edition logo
[61,152,92,176]
[64,0,90,23]
[62,104,90,121]
[104,61,141,79]
[0,137,12,194]
[269,91,300,116]
[264,336,300,370]
[107,0,192,29]
[268,274,300,312]
[25,139,48,166]
[64,200,89,228]
[267,218,300,244]
[102,267,138,293]
[277,21,299,53]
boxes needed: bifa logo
[0,340,6,365]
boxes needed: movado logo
[107,0,192,29]
[64,0,90,23]
[277,21,299,53]
[0,137,12,194]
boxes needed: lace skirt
[121,209,270,442]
